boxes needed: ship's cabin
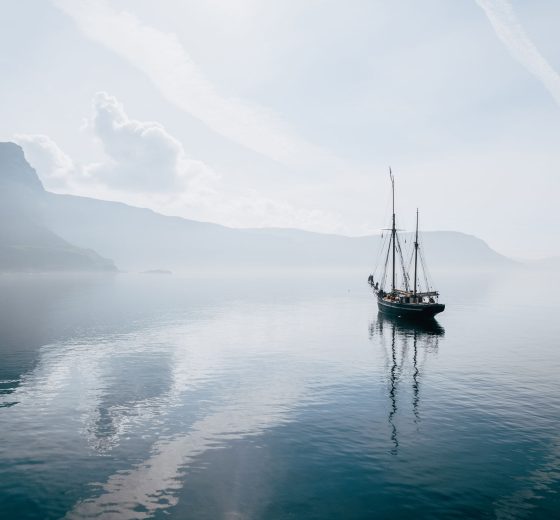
[384,289,439,305]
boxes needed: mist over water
[1,269,559,519]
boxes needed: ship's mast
[413,208,419,295]
[390,169,396,293]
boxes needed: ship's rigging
[369,169,445,319]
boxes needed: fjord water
[1,270,559,519]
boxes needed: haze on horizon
[1,0,559,259]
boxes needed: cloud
[15,92,339,233]
[85,92,340,232]
[53,0,339,171]
[15,94,215,196]
[87,91,212,192]
[475,0,560,107]
[14,133,75,190]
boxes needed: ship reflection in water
[369,314,444,454]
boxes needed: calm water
[1,270,559,519]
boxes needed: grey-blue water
[1,270,559,519]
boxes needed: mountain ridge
[1,141,514,273]
[0,142,116,273]
[43,192,512,273]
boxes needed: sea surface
[0,269,559,519]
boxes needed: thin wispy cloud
[476,0,560,107]
[53,0,339,171]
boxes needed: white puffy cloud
[87,92,212,192]
[14,92,339,233]
[14,133,76,190]
[84,92,339,231]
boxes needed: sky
[1,0,559,259]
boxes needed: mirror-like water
[1,270,559,519]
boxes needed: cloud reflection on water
[3,297,354,518]
[68,377,304,519]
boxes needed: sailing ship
[368,170,445,319]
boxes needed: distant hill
[0,142,116,273]
[1,141,514,274]
[43,196,512,274]
[38,193,514,274]
[0,141,44,192]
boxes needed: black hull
[377,296,445,319]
